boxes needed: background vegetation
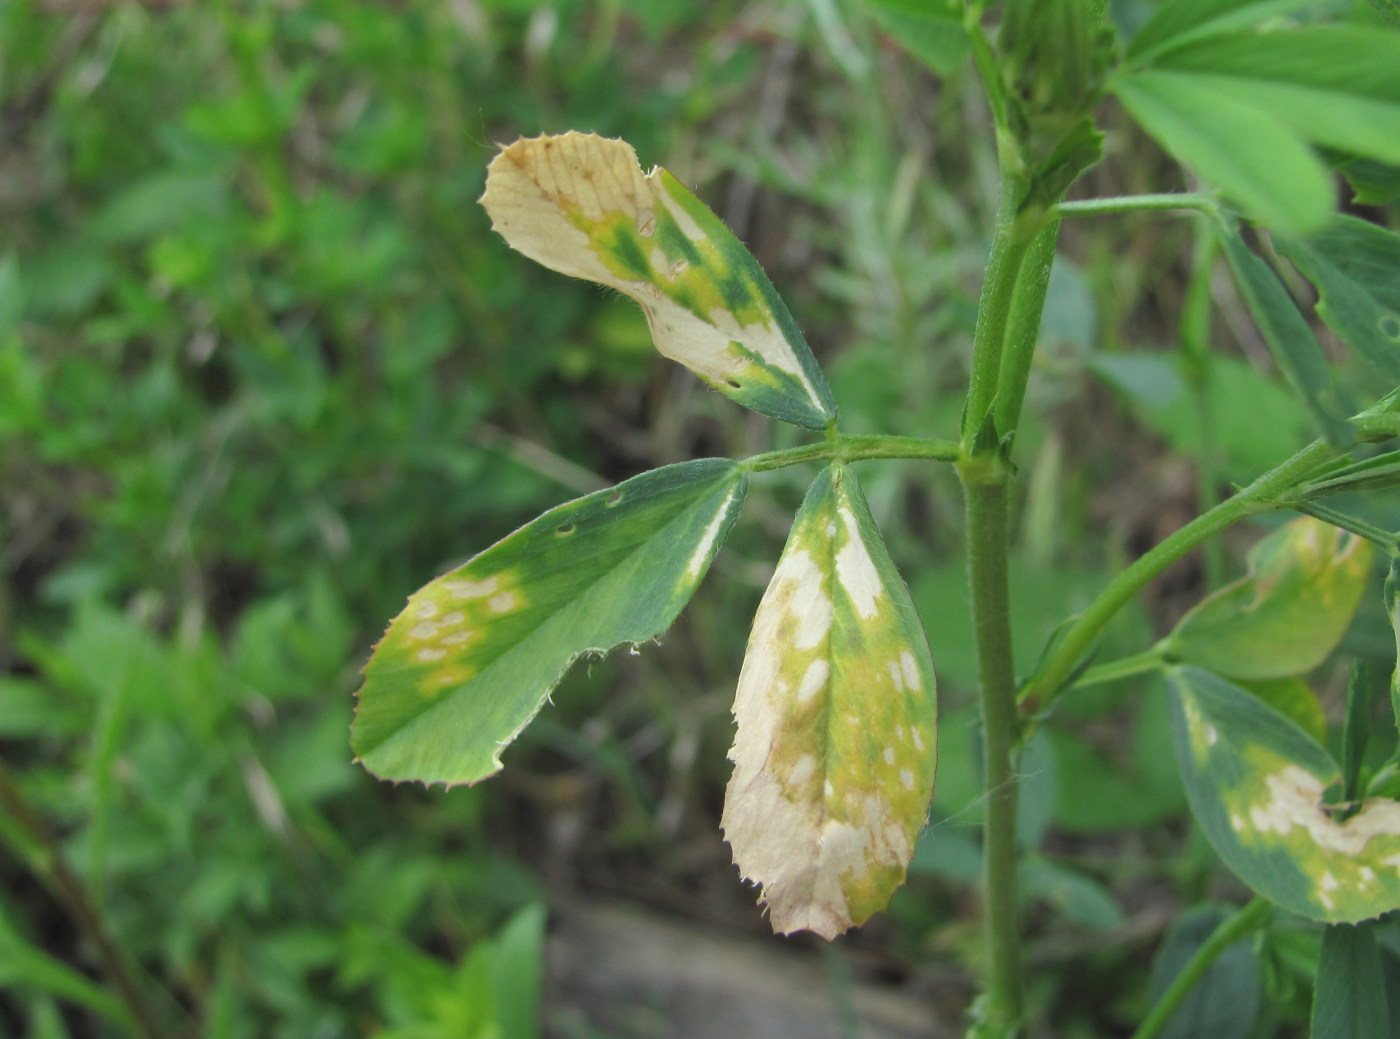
[2,0,1395,1036]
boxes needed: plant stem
[1071,645,1168,689]
[1053,193,1219,218]
[1131,898,1274,1039]
[959,468,1024,1035]
[1019,438,1338,714]
[740,434,961,473]
[0,755,174,1039]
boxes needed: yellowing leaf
[1168,517,1371,679]
[480,132,838,430]
[353,460,747,785]
[722,465,937,938]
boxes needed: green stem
[1286,500,1400,553]
[0,755,174,1039]
[1072,645,1168,690]
[1020,438,1338,714]
[1131,899,1274,1039]
[740,434,961,473]
[1053,193,1219,218]
[959,469,1023,1035]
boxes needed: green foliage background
[3,0,1398,1036]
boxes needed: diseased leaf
[1169,666,1400,923]
[353,459,747,785]
[1217,225,1354,445]
[723,464,937,938]
[1168,517,1371,680]
[480,132,838,429]
[1275,216,1400,385]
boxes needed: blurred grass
[3,0,1380,1035]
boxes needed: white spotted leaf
[480,132,838,430]
[1168,666,1400,923]
[723,464,937,938]
[353,459,747,786]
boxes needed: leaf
[1147,904,1262,1039]
[866,0,968,76]
[722,464,937,938]
[1234,677,1327,746]
[1169,665,1400,923]
[1335,156,1400,206]
[1153,26,1400,104]
[1114,70,1333,233]
[480,132,838,429]
[1311,923,1390,1039]
[1388,556,1400,732]
[1217,224,1353,446]
[353,459,747,785]
[1020,858,1124,931]
[1275,216,1400,385]
[1168,517,1371,680]
[1124,0,1302,61]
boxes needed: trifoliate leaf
[1169,666,1400,923]
[353,459,747,785]
[1167,517,1371,680]
[723,464,937,938]
[480,132,838,429]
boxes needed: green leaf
[1020,858,1124,931]
[1388,556,1400,732]
[1343,666,1372,804]
[1217,225,1354,445]
[1114,70,1333,233]
[1153,26,1400,104]
[1168,517,1371,680]
[1147,904,1262,1039]
[1335,156,1400,206]
[480,132,838,429]
[0,899,135,1032]
[1168,665,1400,922]
[1275,216,1400,385]
[1123,0,1307,61]
[353,459,747,785]
[1235,677,1327,746]
[1311,923,1390,1039]
[866,0,968,75]
[489,903,546,1039]
[722,464,937,938]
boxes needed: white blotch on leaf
[408,622,439,641]
[687,486,739,577]
[834,508,883,619]
[443,576,499,600]
[1248,765,1400,866]
[488,591,517,614]
[797,660,829,705]
[900,651,921,692]
[417,648,447,663]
